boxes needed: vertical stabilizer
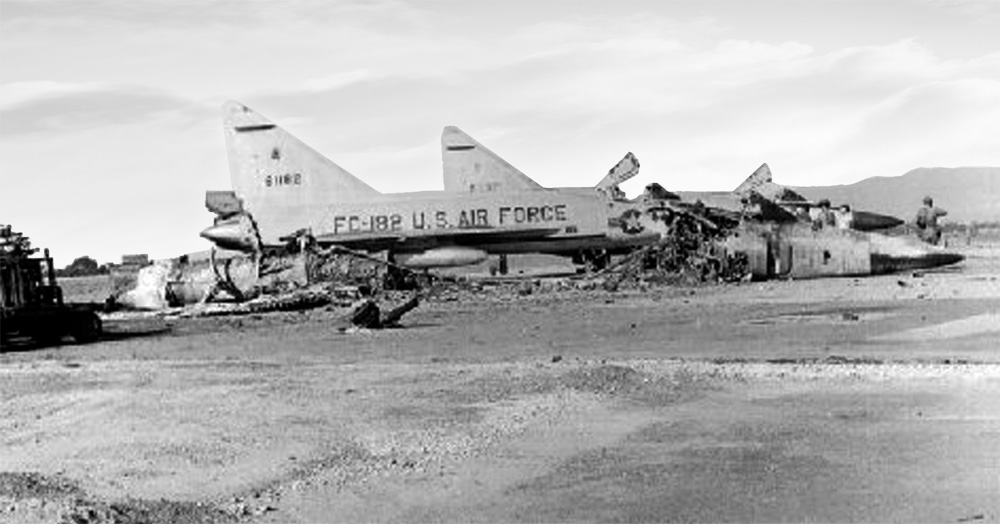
[222,101,380,214]
[441,126,544,193]
[733,163,773,197]
[733,163,807,202]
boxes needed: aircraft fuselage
[243,187,659,259]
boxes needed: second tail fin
[441,126,544,193]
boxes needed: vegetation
[57,256,111,277]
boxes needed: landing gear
[489,255,510,277]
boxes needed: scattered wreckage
[109,245,422,330]
[199,101,960,284]
[107,103,964,323]
[110,167,963,323]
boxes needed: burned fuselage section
[719,218,964,281]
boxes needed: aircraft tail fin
[222,100,380,214]
[441,126,544,193]
[595,152,640,190]
[733,163,773,197]
[733,163,808,202]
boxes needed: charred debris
[105,198,748,330]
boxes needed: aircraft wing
[313,225,566,251]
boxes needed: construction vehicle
[1,225,102,347]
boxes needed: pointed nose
[922,251,965,267]
[870,248,965,274]
[200,221,257,252]
[851,211,904,231]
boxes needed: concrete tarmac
[1,247,997,523]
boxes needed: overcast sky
[2,0,998,263]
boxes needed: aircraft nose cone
[851,211,905,231]
[869,235,966,274]
[200,221,256,252]
[923,251,965,267]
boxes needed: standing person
[835,204,854,230]
[915,196,948,245]
[810,199,836,230]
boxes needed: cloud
[219,27,998,192]
[1,80,108,108]
[837,78,1000,162]
[919,0,1000,20]
[0,0,428,30]
[0,85,207,136]
[299,70,376,93]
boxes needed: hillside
[792,167,1000,223]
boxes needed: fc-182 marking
[331,205,569,234]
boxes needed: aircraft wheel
[498,255,509,275]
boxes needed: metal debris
[590,204,749,287]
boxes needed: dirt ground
[2,246,998,523]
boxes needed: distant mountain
[792,167,1000,223]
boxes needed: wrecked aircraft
[436,130,963,280]
[201,101,675,274]
[198,101,962,292]
[113,252,260,310]
[121,101,962,310]
[721,221,965,280]
[682,163,904,232]
[701,165,964,279]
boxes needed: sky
[1,0,998,264]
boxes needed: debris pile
[600,206,749,287]
[108,203,753,323]
[108,244,424,329]
[304,246,386,292]
[175,286,333,317]
[113,255,257,310]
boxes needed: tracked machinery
[0,225,102,348]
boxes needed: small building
[121,254,150,266]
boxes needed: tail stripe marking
[234,124,277,133]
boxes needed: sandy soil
[2,246,998,523]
